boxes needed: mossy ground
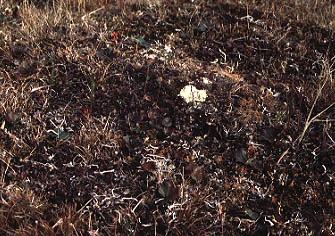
[0,0,334,235]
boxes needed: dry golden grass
[231,0,335,30]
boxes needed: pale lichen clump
[179,85,207,108]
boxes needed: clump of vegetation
[0,0,334,235]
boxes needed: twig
[278,58,334,163]
[297,78,333,145]
[277,147,290,164]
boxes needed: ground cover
[0,0,334,235]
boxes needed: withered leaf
[259,126,277,143]
[191,166,205,182]
[185,162,206,182]
[141,161,156,172]
[184,162,196,176]
[6,111,20,125]
[162,117,172,128]
[234,147,247,164]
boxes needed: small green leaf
[245,208,259,220]
[58,130,70,140]
[158,183,169,198]
[47,128,70,140]
[12,114,20,122]
[158,181,179,201]
[90,80,96,91]
[195,22,208,32]
[132,37,149,48]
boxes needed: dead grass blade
[278,57,334,164]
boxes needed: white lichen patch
[179,85,207,107]
[202,77,211,84]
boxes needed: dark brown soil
[0,0,334,235]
